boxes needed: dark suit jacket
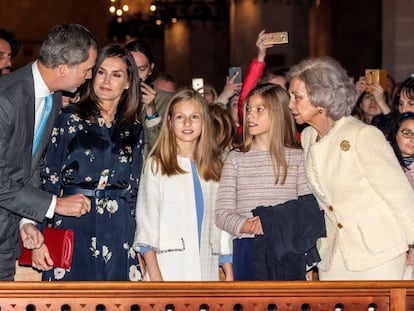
[0,63,62,253]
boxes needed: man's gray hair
[39,23,97,68]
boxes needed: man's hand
[55,194,91,217]
[20,223,44,249]
[355,76,367,95]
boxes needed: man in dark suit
[0,23,98,280]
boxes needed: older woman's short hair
[287,57,356,120]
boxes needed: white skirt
[318,249,407,280]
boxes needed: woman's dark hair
[0,28,20,56]
[72,43,141,129]
[389,112,414,168]
[356,91,368,107]
[392,75,414,110]
[124,40,154,65]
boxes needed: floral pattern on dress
[41,107,144,281]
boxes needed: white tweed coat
[301,116,414,272]
[134,156,232,281]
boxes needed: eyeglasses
[400,128,414,138]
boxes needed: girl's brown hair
[148,88,222,181]
[242,83,301,184]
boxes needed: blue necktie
[32,94,53,156]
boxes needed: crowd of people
[1,23,414,282]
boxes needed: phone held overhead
[229,66,242,84]
[264,31,289,45]
[365,69,387,91]
[192,78,204,95]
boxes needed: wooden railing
[1,281,414,311]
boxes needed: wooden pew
[1,281,414,310]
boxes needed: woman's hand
[369,83,391,115]
[256,30,275,62]
[32,243,54,271]
[216,75,242,105]
[141,81,157,116]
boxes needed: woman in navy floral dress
[34,44,144,281]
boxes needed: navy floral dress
[41,107,144,281]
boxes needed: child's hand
[241,216,264,235]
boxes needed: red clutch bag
[18,227,74,270]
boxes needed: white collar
[32,61,52,98]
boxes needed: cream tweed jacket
[301,116,414,272]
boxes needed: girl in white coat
[134,89,233,281]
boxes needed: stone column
[383,0,414,82]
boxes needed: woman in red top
[237,30,288,136]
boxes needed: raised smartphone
[365,69,387,90]
[229,66,242,84]
[264,31,289,45]
[192,78,204,95]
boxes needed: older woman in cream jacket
[287,56,414,280]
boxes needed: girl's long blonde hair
[148,88,222,181]
[242,83,301,184]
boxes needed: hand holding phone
[365,69,387,91]
[263,31,288,45]
[192,78,204,95]
[229,67,242,84]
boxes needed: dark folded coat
[252,194,326,280]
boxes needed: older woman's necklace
[315,119,336,141]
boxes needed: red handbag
[18,227,74,270]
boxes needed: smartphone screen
[192,78,204,95]
[229,66,242,84]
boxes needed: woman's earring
[319,108,323,114]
